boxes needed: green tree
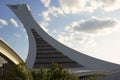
[84,73,105,80]
[6,63,31,80]
[31,62,78,80]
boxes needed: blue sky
[0,0,120,64]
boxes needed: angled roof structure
[0,39,23,65]
[7,4,120,73]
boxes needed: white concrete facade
[7,4,120,73]
[0,38,23,64]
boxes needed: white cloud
[100,0,120,12]
[40,0,120,21]
[40,0,51,7]
[52,29,57,34]
[39,6,64,32]
[56,31,95,48]
[14,33,21,38]
[74,37,93,44]
[10,18,18,28]
[40,6,64,22]
[57,32,72,47]
[59,0,120,13]
[59,0,98,14]
[40,11,51,22]
[39,22,49,32]
[0,19,8,26]
[48,6,64,17]
[65,17,120,35]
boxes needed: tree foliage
[6,63,30,80]
[1,62,105,80]
[81,73,105,80]
[31,62,78,80]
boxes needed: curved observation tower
[7,4,120,73]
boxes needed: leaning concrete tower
[7,4,120,73]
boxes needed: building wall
[31,29,82,68]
